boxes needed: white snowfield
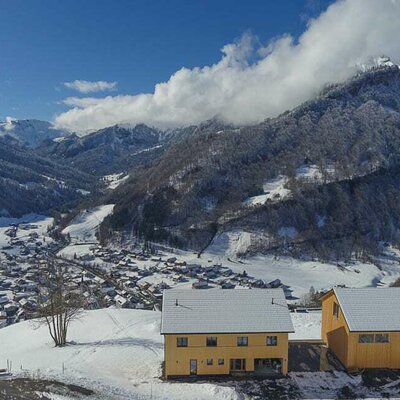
[204,229,400,298]
[0,309,239,400]
[243,165,331,207]
[62,205,114,243]
[103,173,129,190]
[244,175,290,206]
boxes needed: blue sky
[0,0,334,122]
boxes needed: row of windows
[359,333,390,343]
[176,336,278,347]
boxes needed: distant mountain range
[36,124,163,175]
[0,118,66,148]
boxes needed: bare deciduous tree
[36,260,85,347]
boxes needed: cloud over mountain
[55,0,400,133]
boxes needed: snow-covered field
[243,165,332,207]
[0,309,238,400]
[203,229,400,298]
[62,205,114,244]
[244,175,290,206]
[103,174,129,190]
[2,308,399,400]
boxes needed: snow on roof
[333,287,400,332]
[161,288,294,334]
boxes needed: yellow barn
[321,287,400,370]
[161,288,294,378]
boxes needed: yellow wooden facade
[321,290,400,370]
[164,332,289,377]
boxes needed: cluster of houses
[75,247,294,305]
[0,223,61,327]
[1,221,300,331]
[1,229,298,330]
[161,287,400,378]
[2,221,400,381]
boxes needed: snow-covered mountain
[102,65,400,260]
[0,118,67,148]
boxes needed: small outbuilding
[321,287,400,370]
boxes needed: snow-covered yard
[289,311,321,341]
[1,309,400,399]
[0,309,238,400]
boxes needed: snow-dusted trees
[36,260,84,347]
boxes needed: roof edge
[161,329,295,335]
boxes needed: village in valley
[1,207,400,400]
[0,209,298,329]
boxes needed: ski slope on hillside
[62,205,114,243]
[0,309,238,400]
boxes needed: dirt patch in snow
[0,377,93,399]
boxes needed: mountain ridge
[98,65,400,260]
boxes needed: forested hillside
[101,66,400,260]
[0,136,98,216]
[36,124,163,175]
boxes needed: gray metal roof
[161,288,294,334]
[334,288,400,332]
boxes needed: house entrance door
[190,359,197,375]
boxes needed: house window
[218,359,224,365]
[206,336,217,347]
[176,337,188,347]
[358,334,374,343]
[230,359,246,371]
[333,302,339,319]
[267,336,278,346]
[375,333,390,343]
[207,358,213,365]
[237,336,248,346]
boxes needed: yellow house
[321,287,400,370]
[161,288,294,378]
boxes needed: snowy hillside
[62,205,115,243]
[203,229,400,297]
[0,309,238,400]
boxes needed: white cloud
[63,80,117,94]
[3,116,16,131]
[55,0,400,133]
